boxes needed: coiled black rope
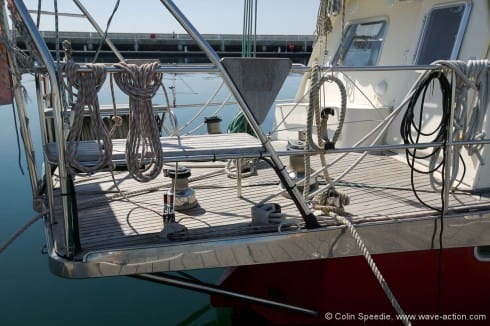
[400,71,452,212]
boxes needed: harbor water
[0,72,303,325]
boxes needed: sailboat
[1,0,490,324]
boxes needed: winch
[282,131,317,197]
[164,167,198,211]
[204,115,222,134]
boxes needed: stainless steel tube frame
[443,71,457,216]
[12,0,76,256]
[2,6,39,206]
[72,0,125,62]
[34,74,56,219]
[159,0,315,224]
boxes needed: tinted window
[334,21,386,66]
[416,4,470,64]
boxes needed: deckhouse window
[333,20,386,66]
[415,3,472,65]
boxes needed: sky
[20,0,320,35]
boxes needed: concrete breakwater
[17,31,313,64]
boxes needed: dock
[17,31,314,64]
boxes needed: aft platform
[46,133,264,163]
[48,146,490,277]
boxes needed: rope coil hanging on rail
[435,60,489,164]
[305,65,349,212]
[400,60,489,205]
[113,61,164,182]
[306,65,347,153]
[64,60,113,174]
[400,69,452,211]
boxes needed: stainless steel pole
[159,0,318,227]
[443,71,457,215]
[2,6,40,209]
[72,0,125,62]
[133,273,319,317]
[34,74,56,221]
[12,0,76,256]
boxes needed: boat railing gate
[7,0,490,258]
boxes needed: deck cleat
[251,203,283,225]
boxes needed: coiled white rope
[306,65,347,153]
[462,60,489,157]
[114,61,164,182]
[304,65,348,208]
[437,60,489,153]
[427,60,489,191]
[64,60,113,173]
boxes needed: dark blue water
[0,73,302,325]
